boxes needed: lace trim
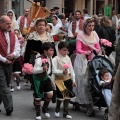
[77,31,99,45]
[28,31,53,42]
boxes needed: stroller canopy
[88,56,113,76]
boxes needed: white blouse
[51,23,61,35]
[33,53,52,75]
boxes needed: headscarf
[52,15,62,27]
[7,10,16,21]
[7,10,19,30]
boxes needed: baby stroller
[87,55,113,120]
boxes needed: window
[12,0,20,19]
[34,0,46,7]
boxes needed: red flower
[60,27,66,32]
[53,35,59,41]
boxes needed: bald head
[24,8,29,17]
[0,15,11,23]
[0,15,12,32]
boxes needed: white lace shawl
[28,31,54,43]
[76,31,99,51]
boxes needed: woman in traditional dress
[73,18,101,114]
[7,10,19,30]
[24,18,54,88]
[51,16,62,35]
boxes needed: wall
[46,0,62,13]
[24,0,31,10]
[75,0,85,14]
[0,1,5,15]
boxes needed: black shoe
[6,107,13,116]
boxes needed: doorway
[96,1,105,15]
[64,0,74,18]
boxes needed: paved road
[0,78,106,120]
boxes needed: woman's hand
[86,51,91,55]
[72,82,77,87]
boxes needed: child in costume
[10,29,25,91]
[52,41,76,119]
[33,42,54,120]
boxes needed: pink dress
[76,31,100,60]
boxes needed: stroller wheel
[105,109,108,113]
[87,109,95,117]
[104,113,108,120]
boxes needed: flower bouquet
[63,63,70,70]
[22,63,33,74]
[100,39,112,54]
[53,27,67,42]
[42,58,48,66]
[59,27,67,34]
[63,63,70,79]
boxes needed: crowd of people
[0,6,120,120]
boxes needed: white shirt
[33,54,52,75]
[112,15,118,28]
[0,32,20,63]
[14,20,19,30]
[68,20,80,37]
[17,16,28,29]
[84,14,91,20]
[51,23,61,35]
[117,19,120,28]
[52,54,75,82]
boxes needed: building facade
[74,0,117,15]
[0,0,118,17]
[0,0,31,17]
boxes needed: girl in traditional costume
[10,29,25,91]
[7,10,19,31]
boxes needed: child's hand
[63,69,68,75]
[43,65,48,71]
[72,82,77,87]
